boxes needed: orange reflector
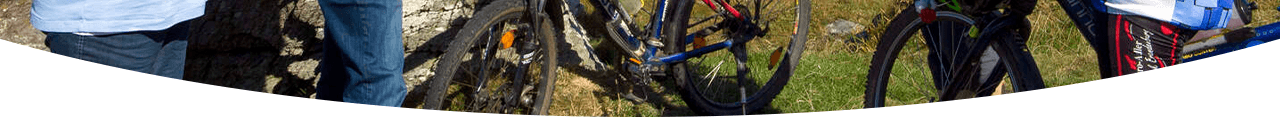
[767,46,786,69]
[691,36,711,49]
[629,58,643,64]
[500,30,516,49]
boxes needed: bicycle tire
[424,0,559,114]
[987,23,1045,94]
[530,12,559,116]
[863,8,1044,108]
[936,16,1045,102]
[664,0,811,115]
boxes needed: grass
[539,0,1280,116]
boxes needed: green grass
[703,0,1093,114]
[771,52,875,111]
[1026,0,1104,88]
[544,0,1280,116]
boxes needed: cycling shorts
[1092,14,1198,78]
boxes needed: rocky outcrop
[1,0,604,109]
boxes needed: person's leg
[315,0,407,107]
[1064,3,1117,79]
[1090,14,1120,78]
[44,33,88,60]
[1101,14,1191,77]
[43,32,173,79]
[145,21,192,79]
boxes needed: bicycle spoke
[922,24,955,92]
[906,76,936,102]
[759,0,777,19]
[667,0,808,114]
[759,4,795,20]
[426,0,563,114]
[689,14,724,28]
[703,61,725,90]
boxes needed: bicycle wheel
[863,8,1044,108]
[663,0,810,115]
[424,0,559,114]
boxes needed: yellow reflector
[768,46,785,69]
[500,30,516,49]
[629,58,643,65]
[968,26,979,38]
[693,36,706,49]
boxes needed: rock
[559,1,605,72]
[619,0,643,15]
[443,2,458,10]
[1,0,606,104]
[825,19,864,36]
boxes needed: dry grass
[546,0,1280,115]
[549,68,606,116]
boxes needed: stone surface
[0,0,604,109]
[825,19,864,36]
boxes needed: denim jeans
[314,0,408,107]
[43,21,190,79]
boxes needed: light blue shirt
[30,0,206,33]
[1091,0,1235,30]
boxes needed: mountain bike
[424,0,811,115]
[864,0,1047,108]
[865,0,1277,108]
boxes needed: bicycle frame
[591,0,754,65]
[469,0,755,111]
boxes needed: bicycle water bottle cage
[915,0,938,23]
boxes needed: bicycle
[423,0,811,115]
[864,0,1278,108]
[864,0,1046,108]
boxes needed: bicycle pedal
[633,75,655,85]
[621,93,646,103]
[521,95,534,106]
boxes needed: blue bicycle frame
[598,0,746,65]
[1182,20,1280,62]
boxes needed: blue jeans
[315,0,408,107]
[43,21,190,79]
